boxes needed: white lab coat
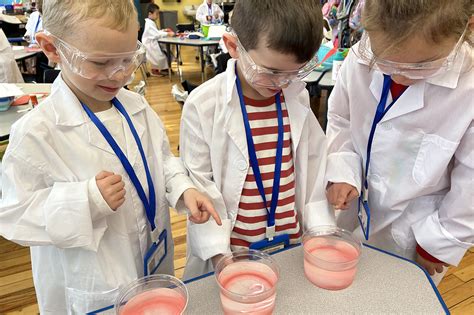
[142,18,169,70]
[24,11,42,45]
[196,1,224,24]
[0,29,23,83]
[325,42,473,266]
[0,76,195,314]
[180,59,335,279]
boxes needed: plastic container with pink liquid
[115,274,188,315]
[215,250,280,315]
[303,226,362,290]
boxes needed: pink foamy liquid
[218,261,278,315]
[303,236,360,290]
[120,287,186,315]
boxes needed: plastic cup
[303,226,362,290]
[115,274,188,315]
[215,250,280,315]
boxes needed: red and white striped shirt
[230,94,301,251]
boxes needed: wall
[155,0,202,24]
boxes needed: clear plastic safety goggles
[353,28,467,80]
[234,33,319,88]
[45,31,146,81]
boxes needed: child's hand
[326,182,359,210]
[416,254,449,276]
[96,171,126,210]
[182,188,222,225]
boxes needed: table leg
[166,43,172,81]
[200,46,205,82]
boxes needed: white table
[92,244,448,314]
[13,47,39,62]
[158,37,221,82]
[0,83,51,141]
[185,245,448,314]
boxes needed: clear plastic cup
[303,226,362,290]
[215,249,280,315]
[115,274,188,315]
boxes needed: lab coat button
[237,160,248,171]
[381,122,393,130]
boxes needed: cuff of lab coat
[166,175,196,214]
[188,219,232,261]
[325,152,362,193]
[412,213,471,266]
[303,200,336,232]
[88,177,115,221]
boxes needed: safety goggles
[233,33,319,88]
[45,31,146,81]
[353,27,467,80]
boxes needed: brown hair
[231,0,323,63]
[42,0,138,39]
[362,0,472,50]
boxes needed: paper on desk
[0,84,24,98]
[11,46,24,51]
[0,14,22,24]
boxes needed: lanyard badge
[81,98,166,276]
[235,64,290,253]
[359,74,404,240]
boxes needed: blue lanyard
[364,74,402,191]
[81,98,157,231]
[32,15,41,43]
[235,65,284,234]
[208,5,213,16]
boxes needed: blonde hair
[42,0,138,39]
[362,0,472,53]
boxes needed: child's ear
[35,33,61,64]
[223,33,239,59]
[469,16,474,32]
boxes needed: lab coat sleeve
[0,152,114,251]
[179,99,232,261]
[144,105,195,213]
[24,15,34,38]
[412,123,474,266]
[195,5,208,24]
[301,96,336,230]
[325,60,363,193]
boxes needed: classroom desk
[92,244,448,314]
[157,37,221,82]
[0,83,51,141]
[13,47,38,62]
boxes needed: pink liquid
[120,288,186,315]
[218,261,278,315]
[303,237,360,290]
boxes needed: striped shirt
[230,94,301,251]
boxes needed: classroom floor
[0,47,473,314]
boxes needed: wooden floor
[1,47,473,314]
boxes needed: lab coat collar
[223,59,310,158]
[51,75,147,127]
[51,75,146,162]
[369,70,425,123]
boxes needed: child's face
[56,20,140,103]
[245,46,306,98]
[149,10,158,21]
[224,34,312,99]
[368,31,461,85]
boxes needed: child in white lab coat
[0,29,23,83]
[196,0,224,25]
[142,3,174,76]
[325,0,473,284]
[0,0,220,313]
[180,0,334,279]
[23,0,43,47]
